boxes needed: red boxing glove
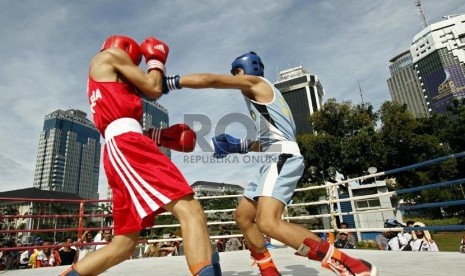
[148,124,196,152]
[139,37,170,73]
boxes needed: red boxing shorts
[103,118,194,235]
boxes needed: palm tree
[3,205,19,239]
[95,203,113,227]
[50,203,67,241]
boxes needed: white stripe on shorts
[107,138,171,218]
[262,162,278,197]
[107,139,148,218]
[108,139,171,206]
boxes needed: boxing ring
[1,152,465,275]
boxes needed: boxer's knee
[255,217,278,236]
[171,197,207,223]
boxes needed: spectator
[404,220,415,236]
[216,238,226,253]
[223,231,242,252]
[34,239,61,268]
[77,231,96,261]
[460,235,465,253]
[375,234,388,250]
[2,239,20,270]
[159,242,177,257]
[95,229,113,251]
[335,222,356,246]
[0,247,5,271]
[406,220,415,227]
[58,237,77,265]
[27,237,44,268]
[382,219,412,251]
[334,231,355,249]
[144,241,162,258]
[409,222,439,252]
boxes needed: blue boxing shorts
[244,152,304,205]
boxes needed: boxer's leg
[234,197,281,276]
[165,196,221,275]
[60,231,140,276]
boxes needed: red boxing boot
[298,238,377,276]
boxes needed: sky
[0,0,463,198]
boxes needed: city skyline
[0,1,463,198]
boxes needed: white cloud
[0,0,462,197]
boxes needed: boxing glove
[162,75,182,94]
[148,124,196,152]
[211,134,252,158]
[139,37,170,73]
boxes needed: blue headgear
[230,51,264,76]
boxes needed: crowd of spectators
[1,221,463,270]
[375,219,440,252]
[0,229,114,271]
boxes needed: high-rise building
[410,14,465,114]
[274,66,325,134]
[33,109,100,199]
[141,99,169,154]
[387,50,428,117]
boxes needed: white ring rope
[147,152,465,243]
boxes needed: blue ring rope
[384,151,465,176]
[396,178,465,195]
[398,199,465,210]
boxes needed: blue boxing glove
[211,134,252,158]
[162,75,182,94]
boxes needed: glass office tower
[387,50,428,118]
[141,99,170,156]
[274,66,325,134]
[33,109,100,199]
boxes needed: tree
[3,205,19,239]
[297,98,464,219]
[301,99,380,178]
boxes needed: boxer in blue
[163,52,377,276]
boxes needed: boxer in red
[60,35,221,276]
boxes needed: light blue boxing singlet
[242,77,304,204]
[243,77,298,152]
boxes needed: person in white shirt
[409,222,439,252]
[459,235,465,253]
[383,219,412,251]
[94,230,113,251]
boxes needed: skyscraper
[141,99,170,155]
[141,99,169,130]
[33,109,100,199]
[410,14,465,114]
[387,50,428,117]
[274,66,325,134]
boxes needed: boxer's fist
[149,124,196,152]
[139,37,170,73]
[210,134,251,158]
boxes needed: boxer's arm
[181,73,273,103]
[95,48,163,100]
[163,73,272,103]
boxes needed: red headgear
[101,35,142,65]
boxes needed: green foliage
[402,216,463,227]
[433,232,465,252]
[297,99,465,220]
[356,240,379,250]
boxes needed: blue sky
[0,0,463,198]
